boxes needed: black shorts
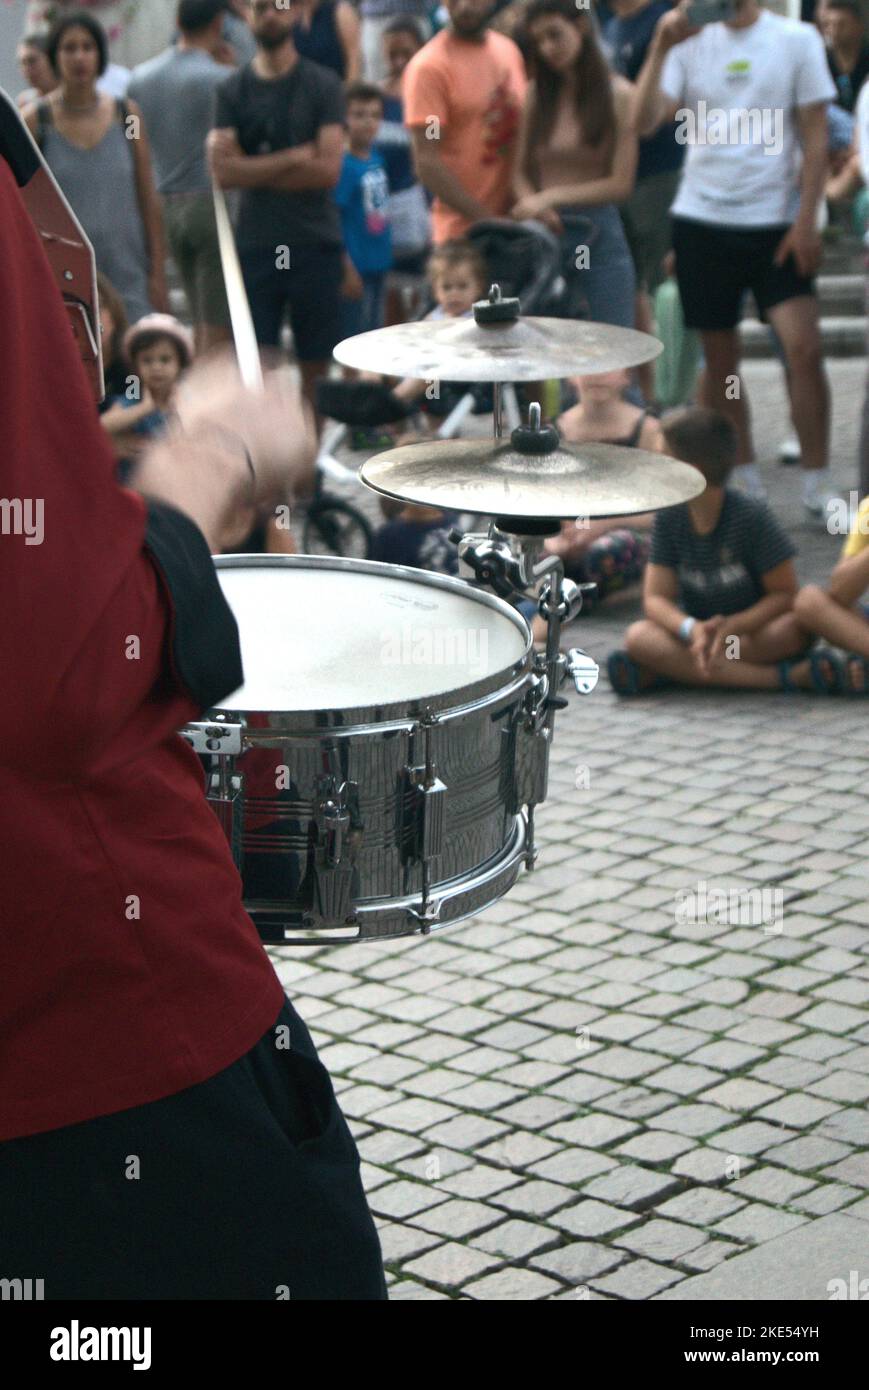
[240,242,343,361]
[671,216,815,332]
[0,997,387,1299]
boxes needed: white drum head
[214,557,528,714]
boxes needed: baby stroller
[316,217,564,448]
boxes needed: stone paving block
[464,1267,564,1300]
[423,1113,510,1151]
[711,1204,808,1244]
[349,1055,425,1086]
[582,1046,670,1081]
[412,1198,503,1240]
[807,1071,869,1103]
[644,1062,726,1096]
[679,1240,743,1273]
[445,1079,524,1112]
[438,1165,525,1200]
[754,1094,842,1128]
[491,1179,579,1218]
[672,1148,756,1184]
[591,1085,676,1120]
[677,1004,742,1034]
[840,1195,869,1221]
[741,990,814,1020]
[370,1180,451,1221]
[815,1106,869,1147]
[531,1242,628,1284]
[590,1258,686,1300]
[427,1005,504,1036]
[635,1024,711,1057]
[377,1222,443,1263]
[403,1242,502,1289]
[473,1218,561,1261]
[369,1096,458,1133]
[613,1130,696,1163]
[581,1164,683,1211]
[400,1034,474,1064]
[494,1095,578,1131]
[448,1046,518,1077]
[613,1218,709,1262]
[653,1103,734,1138]
[656,1187,747,1226]
[547,1113,640,1149]
[581,1013,660,1043]
[699,1078,783,1111]
[490,1060,570,1089]
[687,1040,767,1071]
[729,1167,816,1204]
[793,1001,868,1035]
[547,1073,619,1105]
[358,1129,426,1166]
[727,1018,805,1048]
[476,1130,562,1171]
[631,993,696,1018]
[339,1083,401,1118]
[388,1280,450,1300]
[790,1183,862,1215]
[819,1152,869,1188]
[836,1044,869,1074]
[353,1021,422,1050]
[529,1148,619,1187]
[551,1200,642,1239]
[473,1020,550,1051]
[769,1135,853,1172]
[750,1055,829,1088]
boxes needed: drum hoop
[211,553,533,726]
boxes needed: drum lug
[181,720,244,755]
[310,777,358,927]
[509,678,551,817]
[205,767,244,870]
[406,769,448,861]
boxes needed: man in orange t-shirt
[402,0,527,243]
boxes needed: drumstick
[211,179,264,394]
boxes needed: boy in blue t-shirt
[336,82,392,340]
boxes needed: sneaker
[732,469,768,502]
[778,435,801,465]
[803,488,842,525]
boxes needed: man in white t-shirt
[634,0,836,518]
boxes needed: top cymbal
[360,437,705,519]
[333,315,663,381]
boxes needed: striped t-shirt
[650,490,796,620]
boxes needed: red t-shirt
[0,153,283,1142]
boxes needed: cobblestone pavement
[272,360,869,1299]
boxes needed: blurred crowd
[11,0,869,694]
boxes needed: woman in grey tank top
[22,13,167,326]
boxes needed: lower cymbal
[360,437,705,519]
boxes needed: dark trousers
[0,997,387,1300]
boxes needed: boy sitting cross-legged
[608,407,810,694]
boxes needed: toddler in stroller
[316,218,564,444]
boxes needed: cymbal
[360,438,705,519]
[333,315,662,382]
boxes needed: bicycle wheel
[303,498,373,559]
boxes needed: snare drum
[184,556,552,943]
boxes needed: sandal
[607,650,671,696]
[843,652,869,695]
[809,647,845,694]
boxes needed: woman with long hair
[22,10,168,323]
[512,0,638,328]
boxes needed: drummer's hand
[171,352,318,507]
